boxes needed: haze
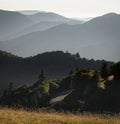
[0,0,120,18]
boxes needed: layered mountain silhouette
[0,10,119,61]
[0,10,82,41]
[27,12,69,22]
[0,50,112,90]
[0,10,33,40]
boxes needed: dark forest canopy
[0,62,120,113]
[0,50,113,90]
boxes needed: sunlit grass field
[0,108,120,124]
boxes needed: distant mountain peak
[103,12,118,17]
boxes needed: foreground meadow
[0,108,120,124]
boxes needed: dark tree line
[0,62,120,113]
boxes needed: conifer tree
[100,62,109,79]
[38,70,46,82]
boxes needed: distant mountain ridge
[0,10,33,40]
[19,10,43,15]
[0,10,83,41]
[27,12,69,22]
[1,12,119,61]
[0,10,119,61]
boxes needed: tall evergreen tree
[100,62,109,79]
[110,62,120,79]
[75,52,80,58]
[38,70,46,82]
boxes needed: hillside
[1,62,120,113]
[0,50,110,90]
[0,12,120,61]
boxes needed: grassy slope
[0,108,120,124]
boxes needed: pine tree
[38,70,46,82]
[100,62,109,79]
[75,52,80,58]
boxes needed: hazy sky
[0,0,120,18]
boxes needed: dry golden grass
[0,108,120,124]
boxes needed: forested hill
[0,50,113,90]
[1,62,120,113]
